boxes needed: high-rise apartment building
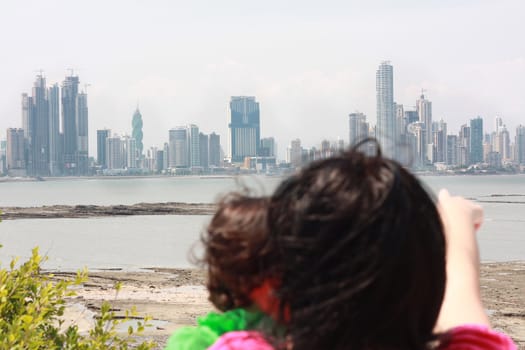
[469,117,483,164]
[515,125,525,165]
[76,91,89,175]
[458,125,470,166]
[29,75,50,176]
[199,132,209,169]
[348,112,369,147]
[434,120,447,163]
[395,103,408,142]
[260,137,276,158]
[48,83,61,176]
[407,122,426,166]
[229,96,260,163]
[209,132,221,167]
[106,135,124,170]
[21,93,33,145]
[6,128,26,176]
[446,135,458,166]
[187,124,200,168]
[62,75,79,174]
[123,136,137,168]
[288,139,303,168]
[169,127,188,168]
[162,142,169,171]
[416,93,432,163]
[97,129,111,168]
[376,62,395,158]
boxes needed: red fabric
[441,324,517,350]
[249,279,290,322]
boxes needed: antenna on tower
[420,88,427,98]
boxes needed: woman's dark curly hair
[268,140,446,350]
[203,193,275,311]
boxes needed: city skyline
[1,1,524,161]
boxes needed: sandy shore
[49,262,525,349]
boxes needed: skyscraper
[132,108,143,157]
[515,125,525,165]
[458,125,470,166]
[97,129,111,168]
[169,127,188,168]
[348,112,369,147]
[187,124,200,168]
[76,91,89,175]
[209,132,221,167]
[6,128,26,176]
[48,83,61,176]
[199,132,209,169]
[62,75,79,174]
[407,122,426,166]
[446,135,458,166]
[123,135,137,168]
[30,75,50,176]
[288,139,303,168]
[469,117,483,164]
[260,137,276,158]
[434,120,447,163]
[376,62,395,158]
[229,96,260,163]
[416,93,432,163]
[106,135,124,170]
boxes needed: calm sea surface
[0,175,524,269]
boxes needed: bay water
[0,175,524,270]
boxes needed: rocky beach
[51,262,525,349]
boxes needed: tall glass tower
[62,75,79,174]
[229,96,260,163]
[376,62,395,158]
[132,108,143,156]
[469,116,483,164]
[76,91,89,175]
[48,83,61,176]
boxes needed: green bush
[0,246,157,350]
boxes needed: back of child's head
[268,142,446,350]
[203,193,274,312]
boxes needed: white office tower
[187,124,200,168]
[407,122,426,167]
[106,135,124,170]
[416,93,432,162]
[288,139,303,168]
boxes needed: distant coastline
[0,174,239,183]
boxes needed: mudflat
[53,262,525,349]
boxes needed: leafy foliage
[0,246,156,349]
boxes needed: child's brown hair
[203,193,274,311]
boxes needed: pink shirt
[208,325,517,350]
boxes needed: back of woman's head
[269,142,446,350]
[204,193,273,311]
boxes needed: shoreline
[53,262,525,349]
[0,202,216,220]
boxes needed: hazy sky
[1,0,524,159]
